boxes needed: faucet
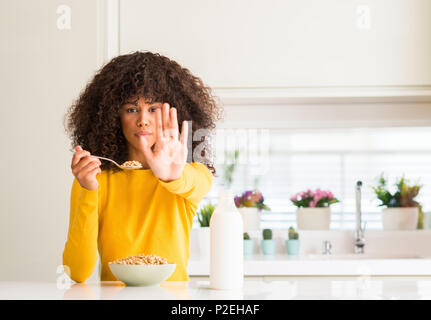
[322,240,332,255]
[355,181,366,254]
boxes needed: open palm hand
[140,103,189,182]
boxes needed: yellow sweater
[62,162,212,283]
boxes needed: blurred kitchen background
[1,0,431,281]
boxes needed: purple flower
[235,189,269,210]
[234,196,241,207]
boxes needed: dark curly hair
[64,51,223,175]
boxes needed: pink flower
[313,196,323,206]
[291,188,337,208]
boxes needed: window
[196,127,431,230]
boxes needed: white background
[0,0,430,282]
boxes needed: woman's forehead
[123,95,162,106]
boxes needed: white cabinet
[119,0,431,89]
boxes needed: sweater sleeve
[158,162,213,209]
[62,178,99,283]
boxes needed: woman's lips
[136,131,152,137]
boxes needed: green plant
[372,173,422,208]
[288,227,299,240]
[222,149,240,188]
[418,204,424,229]
[197,202,215,227]
[244,232,250,240]
[262,228,272,240]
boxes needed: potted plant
[261,228,276,255]
[243,232,254,256]
[235,189,270,232]
[290,188,339,230]
[372,173,422,230]
[221,149,240,188]
[285,227,300,255]
[196,202,215,259]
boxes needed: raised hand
[140,103,189,182]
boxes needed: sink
[306,253,424,260]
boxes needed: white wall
[119,0,431,127]
[119,0,431,88]
[0,0,101,281]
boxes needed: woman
[63,51,222,282]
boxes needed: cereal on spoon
[121,160,143,169]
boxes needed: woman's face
[119,96,162,152]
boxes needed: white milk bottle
[209,189,244,290]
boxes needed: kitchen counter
[189,255,431,276]
[189,230,431,277]
[2,276,431,299]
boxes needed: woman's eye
[126,107,138,113]
[149,107,157,112]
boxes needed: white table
[189,255,431,276]
[2,276,431,300]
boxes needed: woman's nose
[137,120,149,127]
[137,114,150,127]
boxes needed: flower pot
[382,207,419,230]
[238,207,261,232]
[296,207,331,230]
[285,239,300,255]
[197,227,210,260]
[261,239,276,255]
[243,239,254,256]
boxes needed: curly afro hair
[64,51,223,175]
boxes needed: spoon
[93,156,142,170]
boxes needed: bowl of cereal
[109,253,176,286]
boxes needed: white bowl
[108,263,176,286]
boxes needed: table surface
[2,276,431,300]
[188,255,431,276]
